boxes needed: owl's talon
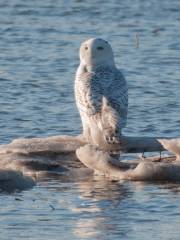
[105,136,111,144]
[105,135,121,145]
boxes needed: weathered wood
[0,169,35,192]
[158,139,180,160]
[0,134,170,155]
[0,135,179,187]
[76,144,180,181]
[120,136,166,153]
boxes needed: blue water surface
[0,0,180,239]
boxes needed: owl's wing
[75,72,102,116]
[107,69,128,128]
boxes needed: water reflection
[37,170,133,239]
[72,177,132,238]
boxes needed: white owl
[75,38,128,146]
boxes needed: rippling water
[0,0,180,239]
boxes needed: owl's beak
[89,48,96,59]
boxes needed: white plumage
[75,38,128,146]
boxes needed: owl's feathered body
[75,38,128,146]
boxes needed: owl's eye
[97,46,104,50]
[85,46,88,50]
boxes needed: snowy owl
[75,38,128,146]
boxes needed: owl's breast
[96,68,115,95]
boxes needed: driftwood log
[76,144,180,181]
[0,134,169,156]
[0,134,179,192]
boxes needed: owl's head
[79,38,115,67]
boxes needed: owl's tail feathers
[101,97,122,145]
